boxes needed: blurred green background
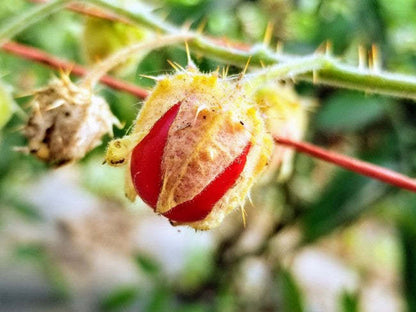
[1,0,416,311]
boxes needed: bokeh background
[1,0,416,311]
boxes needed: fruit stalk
[275,137,416,192]
[81,33,194,89]
[1,41,149,98]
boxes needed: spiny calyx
[106,68,272,230]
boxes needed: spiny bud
[106,67,273,230]
[24,75,119,166]
[255,82,311,181]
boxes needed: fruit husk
[106,68,273,230]
[24,75,120,166]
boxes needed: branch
[28,0,131,23]
[10,0,416,100]
[0,0,71,43]
[3,40,416,193]
[275,137,416,192]
[81,0,416,101]
[81,33,193,89]
[1,41,149,99]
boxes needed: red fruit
[130,102,181,208]
[130,102,251,223]
[163,143,251,222]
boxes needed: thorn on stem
[185,41,196,69]
[358,45,366,70]
[196,17,207,34]
[167,59,181,72]
[325,40,332,56]
[239,56,252,79]
[371,44,381,72]
[314,41,326,54]
[276,41,283,54]
[263,21,274,47]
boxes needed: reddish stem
[28,0,253,52]
[2,39,416,193]
[275,137,416,192]
[1,41,149,99]
[28,0,130,23]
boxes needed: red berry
[105,70,274,229]
[130,102,251,222]
[130,102,181,208]
[163,143,251,222]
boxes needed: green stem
[82,0,288,65]
[300,60,416,100]
[82,33,194,88]
[83,0,174,33]
[79,0,416,100]
[247,54,326,86]
[0,0,71,43]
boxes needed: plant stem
[4,38,416,192]
[1,41,149,98]
[246,54,326,86]
[275,137,416,192]
[0,0,71,43]
[29,0,129,23]
[83,0,288,64]
[81,0,416,100]
[300,60,416,100]
[82,33,194,89]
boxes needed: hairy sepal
[107,69,273,230]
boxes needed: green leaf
[134,253,161,276]
[400,227,416,312]
[278,269,304,312]
[146,286,173,312]
[316,91,387,132]
[339,290,359,312]
[14,244,45,260]
[180,249,213,290]
[14,244,69,298]
[100,286,138,312]
[214,287,237,312]
[177,303,209,312]
[300,169,387,244]
[390,194,416,311]
[7,197,42,221]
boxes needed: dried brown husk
[24,76,119,166]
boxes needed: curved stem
[29,0,128,22]
[0,0,71,43]
[82,0,288,65]
[1,41,149,98]
[3,38,416,193]
[82,33,194,89]
[82,0,416,101]
[275,137,416,192]
[300,60,416,100]
[246,54,326,87]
